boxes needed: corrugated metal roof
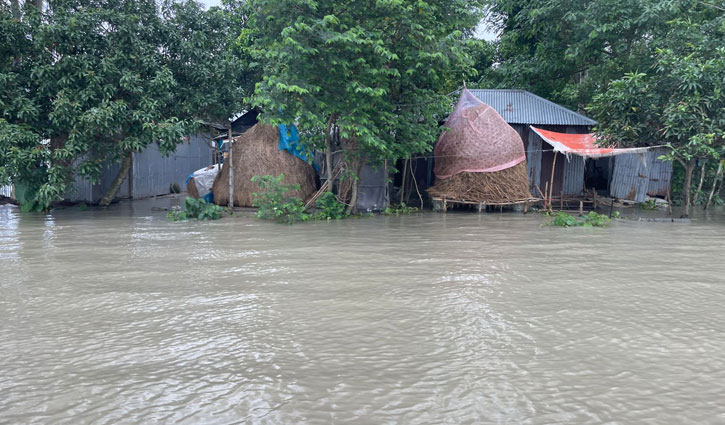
[467,89,597,126]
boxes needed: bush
[382,203,418,216]
[314,192,347,220]
[251,174,309,224]
[548,211,613,227]
[167,197,225,221]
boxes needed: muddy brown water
[1,199,724,424]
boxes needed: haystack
[212,123,317,207]
[427,89,530,204]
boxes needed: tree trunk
[399,157,408,205]
[345,157,364,215]
[99,153,132,207]
[681,159,696,217]
[324,115,336,192]
[705,161,723,210]
[694,160,707,205]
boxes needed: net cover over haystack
[428,89,530,203]
[213,123,317,207]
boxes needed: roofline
[461,88,598,126]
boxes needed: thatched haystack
[427,88,530,204]
[186,179,200,198]
[212,123,317,207]
[427,162,530,203]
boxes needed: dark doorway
[585,157,610,193]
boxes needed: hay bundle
[212,123,317,207]
[427,161,531,204]
[186,179,200,198]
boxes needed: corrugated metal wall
[132,134,212,198]
[646,148,673,197]
[527,125,590,197]
[562,155,586,195]
[610,153,650,202]
[0,185,12,198]
[66,133,212,203]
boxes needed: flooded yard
[1,199,724,424]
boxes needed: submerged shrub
[383,203,418,216]
[547,211,612,227]
[168,197,225,221]
[314,192,347,220]
[251,174,309,224]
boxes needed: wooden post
[442,199,447,213]
[227,124,234,209]
[579,201,583,215]
[478,202,483,213]
[593,189,598,209]
[548,152,558,210]
[560,194,564,211]
[544,182,549,210]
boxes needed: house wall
[525,124,591,197]
[609,148,672,202]
[66,133,213,203]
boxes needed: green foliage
[314,192,347,220]
[547,211,612,227]
[246,0,486,175]
[167,196,225,221]
[0,0,251,211]
[251,174,310,224]
[637,199,658,210]
[383,203,418,216]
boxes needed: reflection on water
[1,199,725,424]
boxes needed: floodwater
[1,199,724,425]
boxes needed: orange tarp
[530,126,652,158]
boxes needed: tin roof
[467,89,597,126]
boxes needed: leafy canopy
[246,0,486,162]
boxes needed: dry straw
[212,123,317,207]
[427,161,531,204]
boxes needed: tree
[0,0,250,210]
[588,15,725,217]
[480,0,695,110]
[245,0,485,211]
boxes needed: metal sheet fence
[66,133,213,203]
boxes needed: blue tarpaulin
[278,124,319,171]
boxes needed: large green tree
[588,15,725,217]
[0,0,249,210]
[245,0,485,210]
[480,0,698,110]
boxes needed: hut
[468,89,672,203]
[427,89,532,207]
[413,89,672,206]
[212,123,317,207]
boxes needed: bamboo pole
[548,153,558,210]
[227,124,234,209]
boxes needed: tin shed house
[465,89,672,203]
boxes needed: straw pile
[186,179,200,198]
[212,123,317,207]
[427,161,531,204]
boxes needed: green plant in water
[382,203,418,216]
[314,192,347,220]
[167,197,225,221]
[251,174,310,224]
[637,199,658,210]
[547,211,613,227]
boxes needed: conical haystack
[427,89,530,203]
[212,123,317,207]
